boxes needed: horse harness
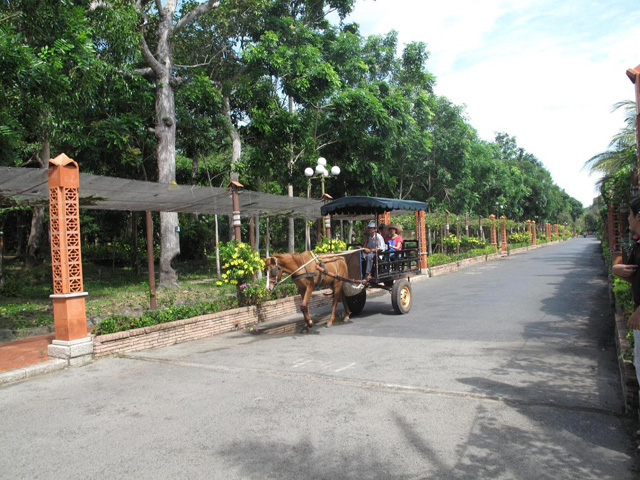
[268,253,360,288]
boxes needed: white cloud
[344,0,640,206]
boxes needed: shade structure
[320,196,428,217]
[0,167,324,219]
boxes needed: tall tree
[134,0,222,287]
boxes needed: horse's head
[264,256,282,291]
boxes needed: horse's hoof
[344,317,350,323]
[325,322,332,328]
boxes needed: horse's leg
[326,280,341,327]
[341,288,351,323]
[300,282,315,330]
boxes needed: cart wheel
[345,289,367,316]
[391,279,412,314]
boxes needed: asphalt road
[1,237,638,479]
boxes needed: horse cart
[320,196,428,317]
[265,196,427,329]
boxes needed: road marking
[122,354,625,418]
[334,362,357,372]
[292,360,312,368]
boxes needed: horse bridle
[265,253,323,290]
[265,257,281,291]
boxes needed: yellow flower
[222,273,228,279]
[230,280,238,285]
[216,281,223,286]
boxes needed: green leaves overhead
[0,0,581,225]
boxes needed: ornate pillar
[415,210,428,273]
[489,214,497,249]
[47,154,92,366]
[377,211,391,228]
[500,215,507,254]
[531,221,537,245]
[610,204,623,264]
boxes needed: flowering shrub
[313,237,347,253]
[216,241,264,286]
[441,234,460,250]
[460,236,488,251]
[508,232,531,244]
[238,280,271,306]
[442,235,487,252]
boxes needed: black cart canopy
[320,196,428,216]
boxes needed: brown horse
[265,251,353,329]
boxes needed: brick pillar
[546,223,551,242]
[526,220,532,243]
[531,221,537,245]
[47,154,92,366]
[377,211,391,229]
[554,224,559,237]
[489,214,497,249]
[611,205,623,264]
[416,210,428,273]
[500,216,507,254]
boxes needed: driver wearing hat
[362,221,386,280]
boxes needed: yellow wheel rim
[400,285,411,308]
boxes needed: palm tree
[583,100,637,188]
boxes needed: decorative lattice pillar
[500,216,507,254]
[415,210,428,273]
[611,205,623,264]
[531,221,537,245]
[489,214,497,248]
[377,211,391,229]
[47,154,92,365]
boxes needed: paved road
[1,238,638,479]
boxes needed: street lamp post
[304,157,340,247]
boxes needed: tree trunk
[155,31,179,287]
[138,0,220,286]
[26,207,44,267]
[26,140,49,267]
[223,95,242,242]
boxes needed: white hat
[367,221,376,228]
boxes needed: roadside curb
[0,359,67,387]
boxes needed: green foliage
[93,297,239,335]
[217,241,264,286]
[427,253,452,267]
[238,279,271,306]
[441,234,487,252]
[0,301,52,330]
[508,232,531,244]
[313,237,347,253]
[612,278,633,314]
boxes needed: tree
[0,0,103,265]
[133,0,223,287]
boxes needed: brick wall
[93,290,334,358]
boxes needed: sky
[340,0,640,207]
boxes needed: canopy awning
[321,196,428,217]
[0,167,324,219]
